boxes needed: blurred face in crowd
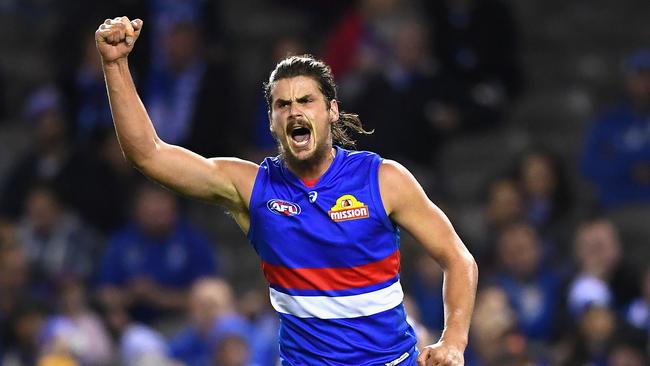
[25,186,62,234]
[189,278,234,332]
[214,335,250,366]
[36,109,66,149]
[471,287,516,362]
[608,344,647,366]
[393,22,428,71]
[165,22,201,73]
[134,186,178,237]
[497,223,541,280]
[0,245,29,293]
[625,70,650,108]
[59,280,86,316]
[574,219,621,279]
[269,76,338,167]
[579,306,615,346]
[487,179,523,227]
[521,152,557,200]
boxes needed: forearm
[439,252,478,348]
[103,58,160,167]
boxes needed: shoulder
[378,159,423,214]
[378,159,414,186]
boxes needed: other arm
[379,160,478,366]
[95,17,257,219]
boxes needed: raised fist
[95,16,143,63]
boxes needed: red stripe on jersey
[261,250,400,291]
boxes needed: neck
[285,146,336,181]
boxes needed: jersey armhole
[369,156,398,232]
[246,161,268,242]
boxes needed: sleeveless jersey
[247,146,417,365]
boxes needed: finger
[131,18,143,31]
[118,16,135,46]
[417,349,430,366]
[104,18,111,25]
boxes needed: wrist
[439,333,468,350]
[102,57,129,70]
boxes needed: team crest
[328,194,370,222]
[267,199,301,216]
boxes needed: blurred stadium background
[0,0,649,365]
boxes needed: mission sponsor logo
[328,194,369,222]
[267,199,301,216]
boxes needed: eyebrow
[274,94,315,106]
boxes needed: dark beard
[276,137,332,173]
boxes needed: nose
[288,101,304,118]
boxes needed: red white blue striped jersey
[247,146,418,365]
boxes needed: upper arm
[378,160,473,268]
[135,140,258,213]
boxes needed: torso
[247,147,417,365]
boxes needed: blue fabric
[99,220,217,321]
[247,147,416,364]
[581,102,650,207]
[100,220,217,287]
[495,270,562,341]
[168,327,212,366]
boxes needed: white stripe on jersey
[269,281,404,319]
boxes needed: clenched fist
[95,16,143,64]
[417,341,465,366]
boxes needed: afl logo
[267,199,302,216]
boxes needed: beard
[273,130,332,172]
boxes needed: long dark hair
[263,55,372,148]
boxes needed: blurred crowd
[0,0,649,365]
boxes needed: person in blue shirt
[98,181,218,323]
[95,17,477,366]
[581,49,650,208]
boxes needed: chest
[249,167,398,268]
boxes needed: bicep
[380,161,469,267]
[135,141,258,210]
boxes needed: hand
[95,16,143,64]
[417,341,465,366]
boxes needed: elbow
[124,140,163,172]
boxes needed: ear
[329,99,340,123]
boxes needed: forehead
[270,76,322,100]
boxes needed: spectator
[169,277,239,366]
[581,49,650,208]
[17,183,100,286]
[144,19,239,158]
[120,323,175,366]
[476,178,524,269]
[62,129,138,234]
[513,148,572,248]
[237,286,280,366]
[424,0,523,126]
[44,279,114,366]
[98,182,218,324]
[493,222,562,342]
[467,286,540,365]
[352,19,479,165]
[0,86,77,219]
[555,305,617,366]
[569,217,639,313]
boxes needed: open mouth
[290,126,311,146]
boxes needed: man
[95,16,477,366]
